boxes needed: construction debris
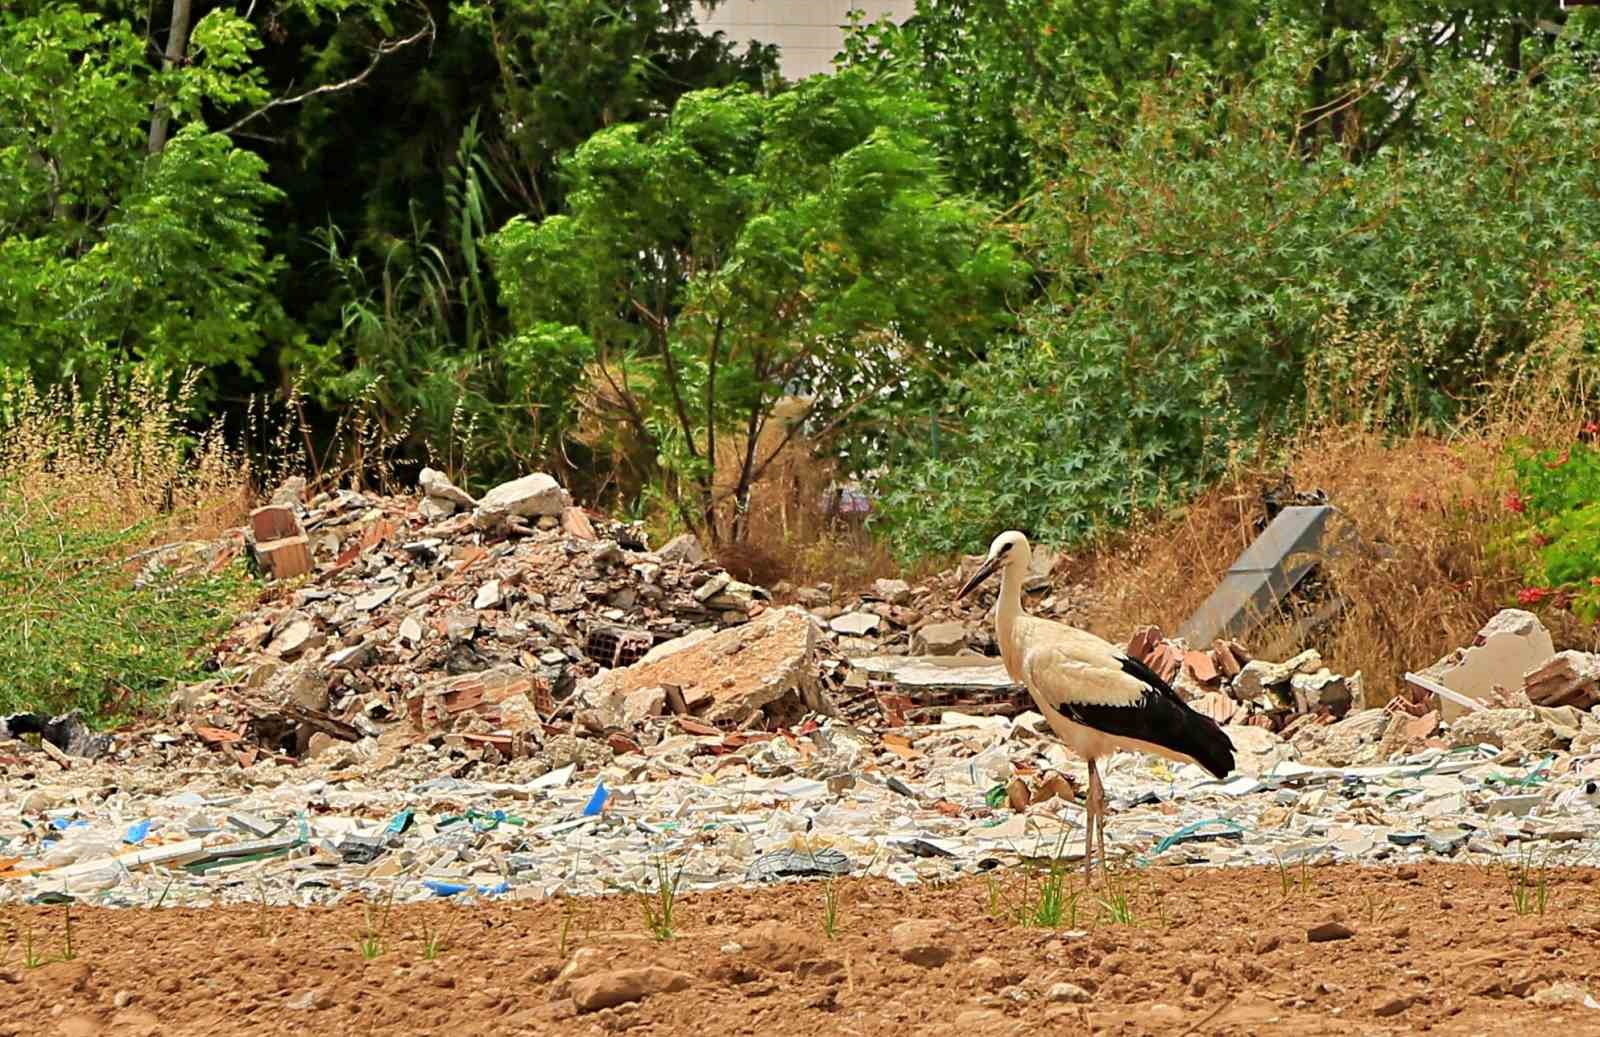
[1411,609,1556,720]
[6,471,1600,911]
[1524,650,1600,710]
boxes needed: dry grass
[0,371,264,718]
[707,399,904,594]
[1078,314,1600,699]
[1,371,255,543]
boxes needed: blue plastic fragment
[582,781,609,817]
[50,818,88,832]
[385,809,414,836]
[124,820,152,845]
[1149,817,1245,856]
[424,879,511,898]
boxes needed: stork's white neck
[995,549,1028,643]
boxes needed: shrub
[0,373,256,720]
[1508,428,1600,623]
[873,41,1600,561]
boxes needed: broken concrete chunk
[911,621,967,656]
[872,578,912,605]
[1290,668,1352,717]
[354,586,397,612]
[474,580,503,610]
[656,533,706,565]
[1418,613,1555,720]
[692,573,731,603]
[268,619,323,659]
[829,612,881,637]
[471,472,569,528]
[622,686,667,726]
[418,496,456,521]
[578,607,818,726]
[418,467,475,506]
[1233,649,1323,699]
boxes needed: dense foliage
[873,20,1600,557]
[4,0,1600,563]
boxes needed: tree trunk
[147,0,195,155]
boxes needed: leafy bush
[875,40,1600,559]
[0,508,250,718]
[1509,427,1600,622]
[489,69,1026,543]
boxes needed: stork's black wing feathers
[1046,655,1236,780]
[1117,651,1183,702]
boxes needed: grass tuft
[1509,848,1554,917]
[354,889,395,960]
[822,878,842,939]
[1277,854,1314,898]
[639,854,684,942]
[416,915,453,962]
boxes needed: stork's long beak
[956,556,1002,600]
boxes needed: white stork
[957,530,1236,882]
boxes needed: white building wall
[698,1,918,81]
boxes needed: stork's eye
[1587,781,1598,796]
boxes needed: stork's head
[956,530,1031,600]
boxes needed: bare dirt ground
[4,863,1600,1036]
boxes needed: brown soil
[4,864,1600,1036]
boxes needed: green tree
[0,5,283,383]
[268,0,777,476]
[489,69,1026,542]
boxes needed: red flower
[1503,492,1526,514]
[1531,532,1549,547]
[1583,420,1598,437]
[1517,587,1549,606]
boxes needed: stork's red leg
[1084,758,1099,885]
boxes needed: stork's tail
[1116,654,1236,779]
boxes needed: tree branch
[222,16,435,137]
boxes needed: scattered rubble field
[7,864,1600,1036]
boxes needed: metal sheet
[1179,506,1340,646]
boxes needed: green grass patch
[0,486,252,720]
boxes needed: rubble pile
[180,469,784,767]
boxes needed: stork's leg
[1096,764,1108,873]
[1083,758,1099,885]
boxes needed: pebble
[890,920,952,968]
[1046,981,1091,1004]
[286,989,333,1011]
[1306,921,1356,943]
